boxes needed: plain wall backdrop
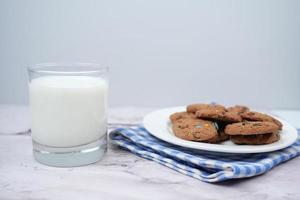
[0,0,299,109]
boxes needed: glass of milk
[28,63,108,167]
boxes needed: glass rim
[28,63,109,75]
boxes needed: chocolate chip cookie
[241,111,283,130]
[205,130,229,143]
[169,112,196,123]
[172,118,218,142]
[227,105,249,114]
[230,132,280,145]
[224,121,279,136]
[196,109,242,123]
[186,103,226,113]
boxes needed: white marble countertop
[1,105,300,200]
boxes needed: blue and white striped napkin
[109,126,300,183]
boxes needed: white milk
[29,76,108,147]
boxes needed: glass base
[33,135,107,167]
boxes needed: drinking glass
[28,63,108,167]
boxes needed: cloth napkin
[109,126,300,183]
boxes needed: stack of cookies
[170,104,282,145]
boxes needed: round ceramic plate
[143,106,298,154]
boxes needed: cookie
[172,118,218,142]
[224,121,279,136]
[196,109,242,123]
[170,112,196,123]
[230,132,280,145]
[227,105,249,114]
[186,103,226,113]
[205,131,229,143]
[241,111,283,130]
[197,121,229,144]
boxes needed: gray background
[0,0,299,109]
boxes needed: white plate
[143,107,298,154]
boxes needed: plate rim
[143,106,298,154]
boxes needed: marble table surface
[1,105,300,200]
